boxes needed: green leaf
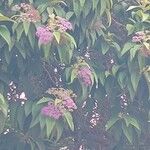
[68,67,77,84]
[39,115,46,130]
[31,102,43,121]
[108,0,113,8]
[28,24,35,49]
[124,115,140,130]
[92,69,99,87]
[73,0,80,16]
[53,31,61,44]
[23,22,30,35]
[37,97,50,105]
[122,122,133,144]
[30,115,40,128]
[16,23,24,42]
[92,0,99,10]
[8,0,13,6]
[121,42,135,56]
[112,65,119,76]
[63,32,77,48]
[42,43,51,61]
[105,115,120,130]
[99,72,105,85]
[100,0,106,16]
[143,42,149,50]
[105,9,112,26]
[57,43,73,64]
[138,54,145,72]
[0,25,11,48]
[90,31,96,46]
[0,93,8,116]
[127,80,135,100]
[130,45,141,61]
[29,141,36,150]
[131,72,140,92]
[142,13,149,21]
[0,13,14,22]
[101,41,109,55]
[65,67,72,82]
[126,6,140,11]
[64,111,74,131]
[46,118,55,137]
[29,0,33,3]
[0,112,6,134]
[66,11,74,20]
[24,101,33,117]
[55,122,63,141]
[79,0,85,7]
[126,24,135,35]
[0,93,5,104]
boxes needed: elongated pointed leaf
[64,111,74,131]
[46,118,55,137]
[122,122,133,144]
[105,115,120,130]
[0,25,11,48]
[37,97,50,105]
[53,31,61,44]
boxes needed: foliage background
[0,0,150,149]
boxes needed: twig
[42,61,56,86]
[112,17,126,28]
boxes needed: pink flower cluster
[132,31,145,43]
[36,26,53,44]
[12,3,40,22]
[78,66,92,86]
[63,97,77,110]
[21,9,40,22]
[41,102,62,119]
[20,3,31,11]
[41,97,77,119]
[56,17,73,32]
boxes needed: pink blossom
[78,66,92,86]
[63,97,77,110]
[57,17,73,31]
[132,36,143,43]
[136,31,145,36]
[36,26,53,44]
[132,31,145,43]
[24,9,41,22]
[41,103,62,119]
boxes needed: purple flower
[57,17,73,31]
[132,36,142,42]
[136,31,145,37]
[36,26,53,44]
[78,66,92,86]
[132,31,145,43]
[41,102,62,119]
[63,97,77,110]
[25,9,41,22]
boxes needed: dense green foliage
[0,0,150,149]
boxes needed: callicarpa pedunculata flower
[77,66,93,86]
[41,102,62,119]
[12,3,40,23]
[63,97,77,110]
[132,31,145,43]
[41,88,77,119]
[56,16,73,32]
[35,14,73,44]
[36,26,53,44]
